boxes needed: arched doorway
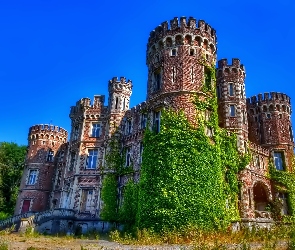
[253,182,269,211]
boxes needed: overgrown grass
[109,224,295,249]
[1,224,295,249]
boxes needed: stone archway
[253,182,270,211]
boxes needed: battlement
[246,92,291,105]
[29,124,68,137]
[108,76,132,93]
[217,58,245,71]
[70,95,106,116]
[148,16,216,47]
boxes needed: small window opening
[230,105,235,117]
[190,49,194,56]
[171,49,177,56]
[229,83,234,96]
[115,97,118,109]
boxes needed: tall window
[126,120,132,135]
[274,152,284,170]
[27,170,37,185]
[47,150,54,162]
[69,152,76,171]
[154,69,161,91]
[216,86,221,99]
[229,83,234,96]
[91,123,101,137]
[141,113,147,129]
[230,105,235,117]
[87,149,98,169]
[58,150,64,162]
[126,147,132,167]
[73,125,79,140]
[154,111,161,133]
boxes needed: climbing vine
[100,131,136,224]
[101,63,250,232]
[136,64,249,232]
[269,158,295,222]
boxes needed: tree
[0,142,27,218]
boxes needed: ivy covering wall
[101,65,250,232]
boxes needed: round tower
[247,92,294,171]
[146,16,217,120]
[216,58,248,151]
[15,124,68,214]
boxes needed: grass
[109,224,295,249]
[0,224,294,249]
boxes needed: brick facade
[15,17,294,225]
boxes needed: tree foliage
[0,142,26,218]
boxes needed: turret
[108,77,132,113]
[15,124,68,214]
[247,92,294,171]
[146,16,217,101]
[216,58,248,151]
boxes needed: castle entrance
[253,182,269,211]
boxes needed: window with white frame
[141,113,147,129]
[153,111,161,133]
[274,152,284,170]
[229,105,236,117]
[229,83,234,96]
[126,147,132,167]
[86,149,98,169]
[27,169,38,185]
[91,123,101,137]
[47,150,54,162]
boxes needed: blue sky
[1,0,294,146]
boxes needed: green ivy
[100,174,118,222]
[269,159,295,221]
[119,180,139,230]
[101,64,250,232]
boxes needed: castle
[10,17,294,233]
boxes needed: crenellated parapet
[216,58,245,79]
[108,77,132,94]
[28,124,68,143]
[148,16,216,49]
[247,92,292,116]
